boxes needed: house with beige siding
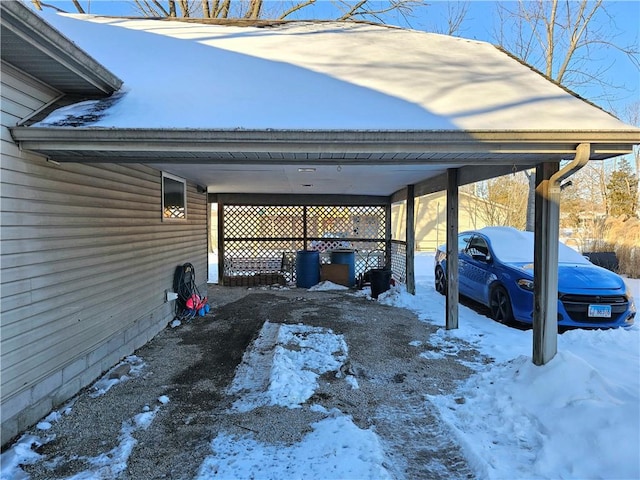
[2,1,638,446]
[392,191,508,252]
[0,2,208,445]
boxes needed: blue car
[434,227,636,329]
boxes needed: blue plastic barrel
[330,249,355,287]
[296,250,320,288]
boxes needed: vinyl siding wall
[1,66,208,446]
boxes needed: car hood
[510,262,626,293]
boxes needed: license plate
[588,304,611,318]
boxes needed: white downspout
[550,142,591,187]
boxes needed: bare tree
[492,0,640,230]
[32,0,430,22]
[460,173,529,229]
[31,0,78,12]
[561,162,608,220]
[494,1,639,98]
[426,1,470,36]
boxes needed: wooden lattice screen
[220,205,391,286]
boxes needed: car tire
[434,266,446,295]
[489,285,513,323]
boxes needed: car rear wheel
[434,266,446,295]
[490,286,513,323]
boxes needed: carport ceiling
[155,163,453,196]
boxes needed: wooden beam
[390,187,408,204]
[303,206,308,250]
[213,193,389,206]
[413,164,534,198]
[445,169,459,330]
[533,162,560,365]
[406,184,416,295]
[385,202,392,269]
[217,200,225,285]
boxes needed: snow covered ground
[2,253,638,480]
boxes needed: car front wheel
[490,285,513,323]
[434,266,446,295]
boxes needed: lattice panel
[224,205,304,238]
[354,243,387,278]
[221,204,390,287]
[391,241,407,283]
[306,206,385,240]
[164,206,185,219]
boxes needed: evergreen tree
[606,159,639,217]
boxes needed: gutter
[9,128,636,164]
[9,127,639,147]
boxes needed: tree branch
[70,0,85,14]
[32,1,67,12]
[178,0,190,18]
[201,0,211,18]
[338,0,368,21]
[219,0,231,18]
[280,0,316,20]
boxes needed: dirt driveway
[19,285,485,479]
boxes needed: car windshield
[480,228,591,265]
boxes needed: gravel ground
[17,285,488,479]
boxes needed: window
[466,235,490,260]
[162,172,186,220]
[458,234,472,253]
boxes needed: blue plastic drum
[296,250,320,288]
[330,249,355,287]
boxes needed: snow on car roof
[475,227,590,264]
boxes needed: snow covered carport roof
[6,4,640,196]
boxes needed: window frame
[161,172,187,221]
[465,235,491,262]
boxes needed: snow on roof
[35,13,634,131]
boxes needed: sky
[2,252,638,479]
[33,0,640,122]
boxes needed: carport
[13,128,638,364]
[6,11,640,365]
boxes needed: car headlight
[517,279,534,291]
[627,285,637,313]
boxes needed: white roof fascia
[10,127,639,160]
[0,1,122,95]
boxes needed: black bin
[370,268,392,299]
[583,252,619,272]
